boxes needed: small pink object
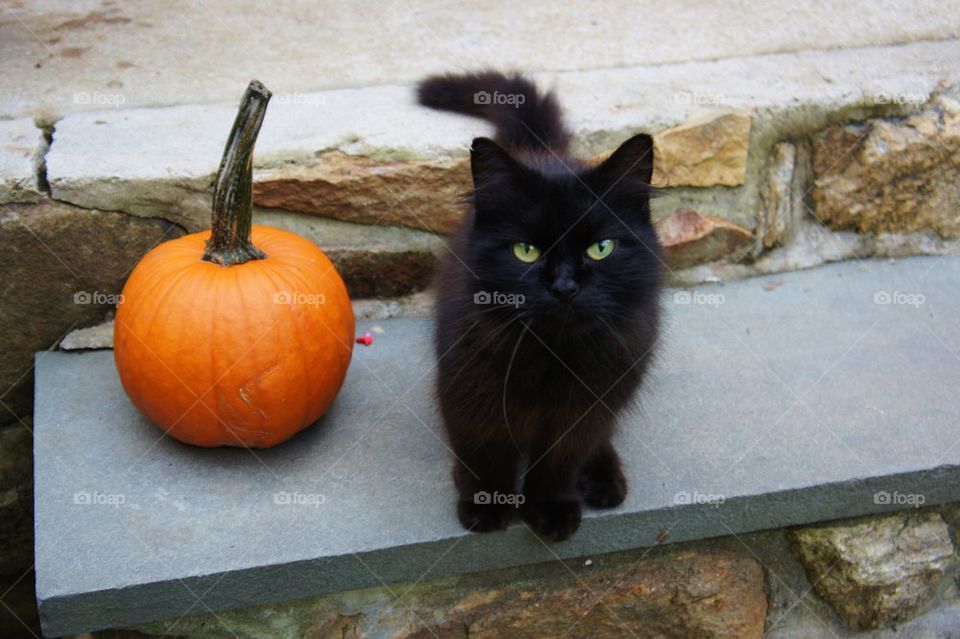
[356,332,373,346]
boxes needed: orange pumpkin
[114,81,354,448]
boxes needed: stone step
[33,255,960,636]
[39,40,959,230]
[5,1,958,120]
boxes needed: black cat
[417,71,662,541]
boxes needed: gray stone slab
[6,2,958,119]
[34,256,960,636]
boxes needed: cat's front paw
[457,499,512,533]
[521,499,582,541]
[578,464,627,509]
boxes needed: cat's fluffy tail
[416,71,570,152]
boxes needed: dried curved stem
[202,80,272,266]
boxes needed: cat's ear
[593,134,655,187]
[470,137,527,190]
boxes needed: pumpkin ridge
[119,263,198,399]
[281,271,318,437]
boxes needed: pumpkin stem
[203,80,272,266]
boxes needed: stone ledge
[42,40,960,233]
[6,1,959,120]
[33,255,960,636]
[0,118,46,204]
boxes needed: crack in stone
[31,119,56,197]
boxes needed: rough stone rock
[60,320,115,351]
[328,249,438,298]
[0,200,180,421]
[790,511,957,629]
[254,208,444,298]
[0,421,33,575]
[253,153,470,235]
[813,85,960,239]
[132,545,766,639]
[463,548,766,639]
[0,571,40,639]
[656,208,754,268]
[758,141,813,251]
[0,419,39,638]
[653,109,753,187]
[353,291,433,321]
[0,118,46,204]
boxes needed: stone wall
[63,505,957,639]
[2,51,959,636]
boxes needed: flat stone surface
[34,255,960,636]
[0,118,45,203]
[4,1,958,120]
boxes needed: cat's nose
[551,277,580,300]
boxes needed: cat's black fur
[417,71,662,541]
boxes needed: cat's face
[465,135,662,326]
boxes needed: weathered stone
[60,320,115,351]
[0,118,46,204]
[353,291,433,321]
[0,420,33,575]
[254,208,444,298]
[0,199,181,420]
[329,249,438,298]
[0,419,39,638]
[254,153,469,235]
[131,545,766,639]
[758,141,813,250]
[652,184,754,231]
[461,548,766,639]
[8,2,960,120]
[0,570,40,639]
[813,85,960,239]
[656,208,753,268]
[790,511,956,629]
[40,44,960,240]
[653,109,752,187]
[44,91,479,232]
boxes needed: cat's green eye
[512,242,541,263]
[586,239,616,261]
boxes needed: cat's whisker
[501,322,530,455]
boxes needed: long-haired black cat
[417,71,662,541]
